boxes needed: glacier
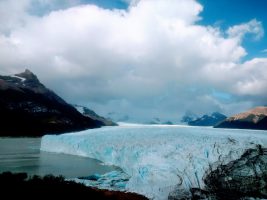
[71,170,131,191]
[41,124,267,200]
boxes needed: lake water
[0,137,115,178]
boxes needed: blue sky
[82,0,128,9]
[199,0,267,59]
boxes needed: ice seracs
[41,125,267,200]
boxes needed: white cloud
[227,19,264,41]
[0,0,31,34]
[0,0,266,121]
[233,58,267,96]
[0,0,82,34]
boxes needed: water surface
[0,137,115,178]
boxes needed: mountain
[74,105,117,126]
[106,112,130,122]
[147,117,161,125]
[0,69,103,136]
[186,112,227,126]
[162,121,173,125]
[215,106,267,130]
[148,118,174,125]
[181,111,198,123]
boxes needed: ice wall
[41,125,267,199]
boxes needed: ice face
[71,170,130,191]
[41,125,267,200]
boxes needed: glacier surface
[41,124,267,199]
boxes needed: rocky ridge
[215,106,267,130]
[74,105,117,126]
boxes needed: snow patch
[73,105,84,114]
[11,75,26,82]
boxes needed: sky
[0,0,266,123]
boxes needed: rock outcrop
[215,106,267,130]
[203,145,267,200]
[169,146,267,200]
[0,69,103,136]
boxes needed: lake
[0,137,115,178]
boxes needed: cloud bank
[0,0,266,122]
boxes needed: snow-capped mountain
[183,112,227,126]
[181,111,198,124]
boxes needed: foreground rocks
[0,172,148,200]
[0,70,106,136]
[169,145,267,200]
[203,145,267,200]
[215,106,267,130]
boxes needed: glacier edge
[41,125,267,200]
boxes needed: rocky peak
[211,112,226,118]
[15,69,40,83]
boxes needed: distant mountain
[163,121,173,125]
[148,118,174,125]
[74,105,117,126]
[186,112,227,126]
[0,69,103,136]
[106,112,130,122]
[181,111,198,123]
[215,107,267,130]
[148,117,161,124]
